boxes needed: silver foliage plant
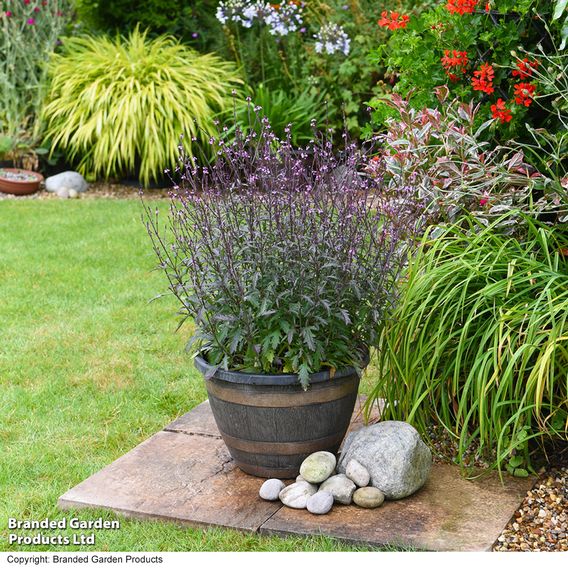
[144,115,417,388]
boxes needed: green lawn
[0,199,384,552]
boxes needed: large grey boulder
[338,421,431,500]
[45,171,88,193]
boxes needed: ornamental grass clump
[366,213,568,472]
[144,118,415,388]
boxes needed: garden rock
[307,491,334,515]
[353,487,385,509]
[299,451,336,484]
[345,459,370,487]
[278,481,317,509]
[56,188,69,199]
[319,473,356,505]
[45,171,88,194]
[259,479,285,501]
[338,421,431,500]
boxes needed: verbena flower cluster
[144,115,415,388]
[314,22,351,55]
[216,0,303,36]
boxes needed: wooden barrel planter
[194,356,362,479]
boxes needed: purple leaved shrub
[144,117,417,388]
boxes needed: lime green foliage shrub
[366,213,568,473]
[42,28,242,185]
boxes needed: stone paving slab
[59,398,534,551]
[261,463,533,551]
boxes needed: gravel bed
[493,466,567,551]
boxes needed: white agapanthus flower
[314,22,351,56]
[216,0,304,36]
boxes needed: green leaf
[508,455,524,468]
[553,0,568,20]
[513,468,529,478]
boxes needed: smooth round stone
[296,474,306,482]
[45,171,88,193]
[319,474,356,505]
[259,479,286,501]
[307,491,334,515]
[68,188,79,199]
[353,487,385,509]
[56,188,70,199]
[345,459,370,487]
[299,451,337,484]
[279,481,317,509]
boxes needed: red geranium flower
[491,99,512,123]
[378,11,410,30]
[512,58,539,80]
[441,50,469,79]
[514,82,536,107]
[471,63,495,94]
[446,0,479,15]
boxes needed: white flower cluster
[314,22,351,56]
[264,2,303,36]
[216,0,304,36]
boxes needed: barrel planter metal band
[195,356,362,479]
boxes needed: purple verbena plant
[144,115,416,388]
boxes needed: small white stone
[279,481,317,509]
[259,479,285,501]
[319,474,356,505]
[345,459,370,487]
[56,188,69,199]
[68,188,79,199]
[307,491,334,515]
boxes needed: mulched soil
[3,181,567,551]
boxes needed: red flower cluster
[512,57,539,80]
[490,99,512,123]
[471,63,494,94]
[514,82,536,107]
[378,11,410,30]
[446,0,479,15]
[441,50,468,81]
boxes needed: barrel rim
[194,349,369,386]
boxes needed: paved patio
[59,398,534,551]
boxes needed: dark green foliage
[74,0,223,48]
[144,117,414,388]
